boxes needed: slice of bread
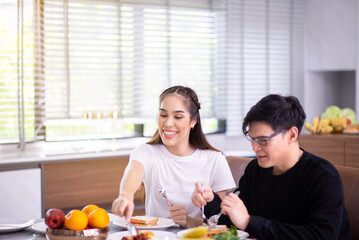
[138,230,155,240]
[208,225,228,237]
[130,216,159,227]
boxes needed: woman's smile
[163,129,178,138]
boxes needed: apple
[45,208,65,229]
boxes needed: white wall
[0,168,42,219]
[304,0,358,121]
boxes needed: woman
[111,85,235,228]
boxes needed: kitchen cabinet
[299,134,359,168]
[345,138,359,168]
[0,168,42,219]
[43,156,145,213]
[44,157,125,210]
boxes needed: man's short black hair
[242,94,306,135]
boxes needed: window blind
[222,0,305,136]
[42,0,122,120]
[0,0,304,145]
[0,0,36,144]
[40,0,223,140]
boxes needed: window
[0,0,304,145]
[0,0,35,144]
[222,0,305,136]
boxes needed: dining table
[0,217,252,240]
[0,218,182,240]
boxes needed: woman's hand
[221,193,250,230]
[169,205,202,228]
[111,195,134,222]
[191,182,214,208]
[169,205,188,227]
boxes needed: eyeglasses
[245,128,286,147]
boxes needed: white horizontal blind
[223,0,304,136]
[41,0,222,124]
[167,4,217,117]
[120,0,225,118]
[43,0,122,120]
[0,0,36,144]
[0,0,303,143]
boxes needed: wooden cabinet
[345,138,359,168]
[299,134,359,168]
[43,156,145,214]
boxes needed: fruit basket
[45,227,109,240]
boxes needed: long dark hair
[147,85,219,151]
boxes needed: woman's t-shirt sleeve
[129,143,152,181]
[211,152,236,192]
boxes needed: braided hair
[147,85,219,151]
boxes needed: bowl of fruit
[45,204,110,240]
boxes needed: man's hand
[221,193,250,230]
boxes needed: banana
[182,226,209,238]
[316,118,329,134]
[306,117,336,134]
[321,125,333,134]
[305,122,312,132]
[308,113,351,134]
[331,116,347,133]
[329,116,335,126]
[312,117,319,132]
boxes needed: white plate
[30,221,47,233]
[0,218,34,233]
[177,228,249,239]
[113,217,175,230]
[108,213,122,222]
[30,214,119,234]
[344,129,359,134]
[108,230,176,240]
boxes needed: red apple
[45,208,65,229]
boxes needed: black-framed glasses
[245,128,286,147]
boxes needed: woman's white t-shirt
[129,143,236,219]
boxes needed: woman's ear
[190,118,197,129]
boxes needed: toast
[208,225,228,237]
[130,216,159,227]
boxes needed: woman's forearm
[215,190,227,200]
[185,216,203,228]
[119,160,144,200]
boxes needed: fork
[127,222,139,236]
[208,212,222,230]
[207,190,240,229]
[158,185,173,207]
[201,183,208,225]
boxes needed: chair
[226,156,359,240]
[335,164,359,240]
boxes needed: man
[192,94,351,239]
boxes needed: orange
[64,209,88,231]
[82,204,99,216]
[88,208,109,228]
